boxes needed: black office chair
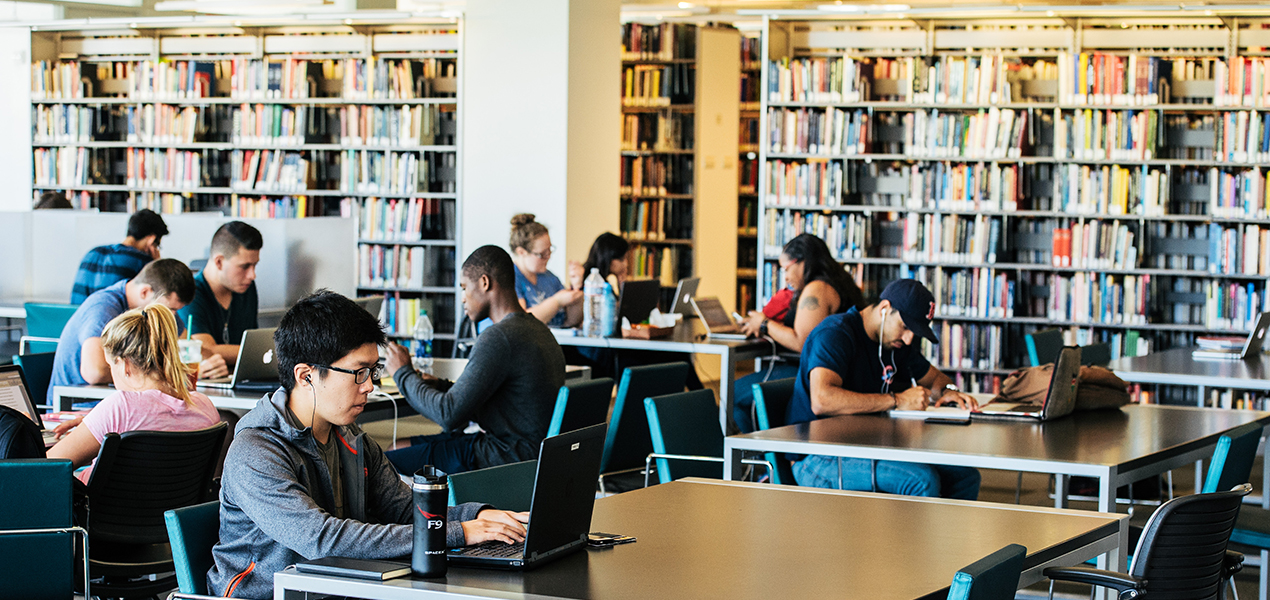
[1045,483,1252,600]
[82,423,228,598]
[752,378,797,485]
[598,363,690,493]
[547,377,615,437]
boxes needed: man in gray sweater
[208,291,529,599]
[385,245,566,475]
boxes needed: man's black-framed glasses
[310,363,386,385]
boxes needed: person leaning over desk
[209,291,528,599]
[786,279,982,499]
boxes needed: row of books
[1055,109,1159,160]
[357,244,454,289]
[129,192,222,215]
[126,148,204,189]
[926,321,1004,371]
[234,104,453,147]
[377,295,456,339]
[1205,168,1270,218]
[622,64,695,107]
[762,209,868,261]
[619,155,693,196]
[1044,272,1151,325]
[944,373,1002,395]
[739,158,758,193]
[767,107,870,156]
[926,267,1014,319]
[1045,221,1140,270]
[229,150,310,193]
[621,23,696,61]
[1203,224,1270,276]
[342,196,455,242]
[620,198,693,241]
[1202,281,1270,330]
[629,245,684,287]
[1213,110,1270,162]
[230,196,322,219]
[1052,164,1167,217]
[33,147,90,187]
[621,112,694,152]
[898,214,1003,265]
[33,104,96,143]
[902,108,1028,159]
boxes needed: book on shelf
[379,294,457,339]
[358,243,454,289]
[343,196,454,241]
[900,214,1002,265]
[630,245,684,287]
[131,192,227,215]
[928,321,1002,371]
[1044,272,1150,325]
[126,148,204,189]
[1048,220,1138,270]
[621,198,693,241]
[1055,109,1157,160]
[1056,164,1167,216]
[1205,281,1270,331]
[231,196,317,219]
[622,112,694,151]
[620,155,693,196]
[763,209,869,263]
[1206,168,1270,218]
[621,22,696,61]
[230,149,309,193]
[622,64,695,107]
[928,267,1013,319]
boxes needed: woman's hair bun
[510,213,537,227]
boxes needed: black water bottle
[412,466,448,577]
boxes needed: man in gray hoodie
[208,290,529,599]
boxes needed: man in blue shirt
[49,258,200,406]
[178,221,261,369]
[787,279,982,499]
[70,209,168,304]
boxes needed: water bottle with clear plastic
[411,309,434,372]
[583,268,606,338]
[600,282,618,337]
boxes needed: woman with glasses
[508,214,583,328]
[48,303,221,483]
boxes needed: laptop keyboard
[457,540,524,558]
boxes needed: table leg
[719,347,736,434]
[724,443,743,481]
[1196,385,1207,494]
[1054,474,1069,509]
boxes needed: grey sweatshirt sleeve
[393,330,511,431]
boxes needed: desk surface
[275,479,1125,600]
[1110,348,1270,390]
[729,404,1270,475]
[551,320,770,355]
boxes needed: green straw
[186,315,193,340]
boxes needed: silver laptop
[198,328,279,390]
[1193,312,1270,361]
[668,277,700,315]
[892,346,1081,423]
[691,297,750,341]
[0,364,58,446]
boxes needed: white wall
[462,0,619,274]
[0,26,32,211]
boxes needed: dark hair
[210,221,263,259]
[581,233,629,280]
[275,290,387,392]
[34,192,72,209]
[127,209,169,241]
[509,214,549,253]
[134,258,196,304]
[781,233,863,310]
[461,245,515,290]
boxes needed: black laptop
[448,423,606,570]
[617,279,662,326]
[0,364,57,446]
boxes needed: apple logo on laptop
[263,349,273,364]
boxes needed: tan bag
[996,364,1130,411]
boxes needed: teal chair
[598,363,690,492]
[546,377,614,437]
[12,352,55,411]
[1208,422,1270,600]
[643,390,770,487]
[752,378,797,486]
[19,303,79,355]
[1024,329,1063,367]
[0,459,90,600]
[948,544,1026,600]
[448,460,537,512]
[164,501,220,598]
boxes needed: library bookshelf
[756,13,1270,405]
[739,33,760,313]
[621,22,739,309]
[27,16,463,352]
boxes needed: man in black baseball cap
[784,278,981,499]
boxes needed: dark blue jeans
[385,430,480,476]
[793,454,981,500]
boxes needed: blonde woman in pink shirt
[49,303,220,483]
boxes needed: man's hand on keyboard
[461,509,530,546]
[52,416,84,439]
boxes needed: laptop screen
[0,366,41,427]
[694,297,734,330]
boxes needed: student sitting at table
[787,279,982,499]
[508,213,582,328]
[70,209,168,303]
[209,290,529,599]
[177,221,261,369]
[384,245,566,476]
[47,303,221,483]
[48,258,228,407]
[730,233,865,432]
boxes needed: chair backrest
[601,363,690,474]
[1080,342,1112,366]
[946,544,1027,600]
[12,352,55,411]
[0,459,76,600]
[547,377,614,437]
[1025,329,1063,366]
[164,501,220,596]
[644,389,724,485]
[752,378,797,486]
[1131,483,1252,598]
[1203,422,1264,494]
[0,405,45,460]
[447,460,537,512]
[21,303,79,355]
[85,423,228,544]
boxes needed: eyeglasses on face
[309,362,386,385]
[531,245,556,259]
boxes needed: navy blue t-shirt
[787,307,932,426]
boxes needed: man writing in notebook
[786,279,982,499]
[383,245,566,476]
[209,291,528,599]
[178,221,261,369]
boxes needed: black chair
[1045,483,1252,600]
[598,363,690,493]
[948,543,1027,600]
[752,378,797,485]
[0,459,90,600]
[448,460,537,512]
[546,377,614,437]
[83,423,228,598]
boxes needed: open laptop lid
[692,297,739,334]
[1041,346,1082,421]
[1241,312,1270,359]
[235,328,279,383]
[521,423,606,562]
[0,364,44,429]
[618,279,662,326]
[668,277,700,316]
